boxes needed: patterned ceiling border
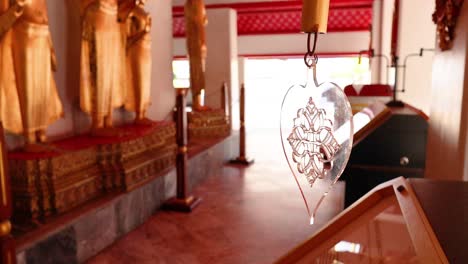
[173,0,373,37]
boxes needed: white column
[146,1,176,120]
[370,0,382,84]
[205,8,238,119]
[379,0,395,85]
[426,3,468,181]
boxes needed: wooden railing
[163,89,201,212]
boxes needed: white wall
[370,0,382,83]
[45,1,75,140]
[238,32,369,56]
[380,0,394,81]
[366,0,436,113]
[174,31,370,57]
[396,0,436,114]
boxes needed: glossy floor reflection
[87,129,344,264]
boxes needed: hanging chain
[304,32,319,68]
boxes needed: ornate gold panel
[9,123,177,224]
[188,110,231,139]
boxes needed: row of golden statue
[0,0,153,151]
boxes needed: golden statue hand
[13,2,25,16]
[126,30,146,50]
[0,2,25,38]
[13,0,31,15]
[117,1,135,22]
[51,49,57,71]
[49,36,57,71]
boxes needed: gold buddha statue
[80,0,126,132]
[0,0,23,138]
[9,0,64,148]
[121,0,152,124]
[185,0,208,110]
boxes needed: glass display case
[275,177,462,263]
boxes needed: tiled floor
[87,130,344,264]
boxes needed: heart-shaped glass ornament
[280,64,353,225]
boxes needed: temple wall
[6,1,175,149]
[46,2,76,140]
[174,0,436,115]
[368,0,394,84]
[395,0,436,114]
[426,2,468,181]
[236,32,370,56]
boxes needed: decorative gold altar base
[9,122,176,223]
[188,109,230,139]
[99,123,176,192]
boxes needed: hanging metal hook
[307,31,318,54]
[304,32,319,68]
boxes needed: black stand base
[386,100,405,107]
[229,156,255,166]
[162,196,202,213]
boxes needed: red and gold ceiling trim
[173,0,373,37]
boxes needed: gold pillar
[185,0,207,110]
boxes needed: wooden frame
[163,89,202,212]
[275,177,448,263]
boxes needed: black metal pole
[386,56,405,107]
